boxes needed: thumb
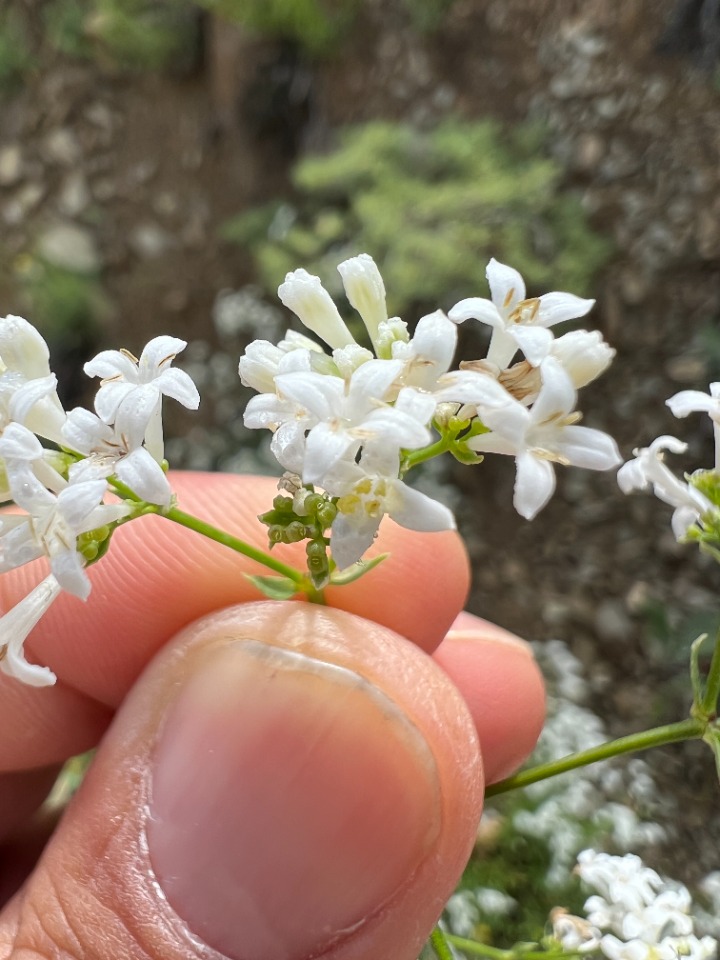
[0,602,483,960]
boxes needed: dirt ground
[2,0,720,878]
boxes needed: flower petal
[511,325,556,367]
[84,349,139,383]
[138,336,187,378]
[153,367,200,410]
[329,512,380,571]
[389,481,456,532]
[538,292,595,327]
[0,574,60,687]
[554,425,622,471]
[531,358,576,426]
[337,254,387,348]
[487,258,525,313]
[115,448,172,507]
[278,269,355,350]
[514,450,555,520]
[666,389,719,419]
[448,297,503,328]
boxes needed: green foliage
[20,259,109,348]
[403,0,457,32]
[459,803,588,944]
[201,0,361,56]
[44,0,92,59]
[86,0,198,71]
[42,0,198,72]
[226,120,613,316]
[0,10,32,92]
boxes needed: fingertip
[434,613,546,783]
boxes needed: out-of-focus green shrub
[19,258,109,350]
[44,0,199,72]
[201,0,361,56]
[0,10,32,92]
[44,0,92,59]
[222,120,613,315]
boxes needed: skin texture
[0,473,545,960]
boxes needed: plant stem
[164,507,307,584]
[446,935,580,959]
[430,926,456,960]
[403,435,450,472]
[702,628,720,717]
[485,717,705,798]
[108,478,307,586]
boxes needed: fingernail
[147,639,441,960]
[448,612,533,657]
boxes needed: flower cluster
[0,319,199,686]
[618,383,720,550]
[240,254,620,578]
[552,850,717,960]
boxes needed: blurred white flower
[617,436,712,539]
[667,383,720,469]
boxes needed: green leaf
[246,574,299,600]
[703,726,720,784]
[329,552,390,585]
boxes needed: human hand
[0,473,545,960]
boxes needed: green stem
[109,478,307,587]
[403,435,450,472]
[446,936,580,960]
[430,926,456,960]
[164,507,307,584]
[485,717,705,798]
[702,628,720,717]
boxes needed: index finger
[0,472,470,771]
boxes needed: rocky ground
[1,0,719,878]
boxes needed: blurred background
[4,0,720,945]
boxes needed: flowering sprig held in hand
[240,253,620,588]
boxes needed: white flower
[244,388,320,476]
[239,333,319,394]
[324,448,455,569]
[617,436,712,540]
[0,442,128,599]
[278,269,356,350]
[0,574,61,687]
[449,258,595,369]
[667,383,720,422]
[467,358,621,519]
[0,315,66,444]
[551,908,601,952]
[62,406,172,507]
[274,359,432,486]
[391,310,458,392]
[84,336,200,462]
[337,253,388,352]
[550,329,616,389]
[667,383,720,469]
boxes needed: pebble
[38,222,101,273]
[129,222,173,259]
[58,172,91,217]
[43,127,81,166]
[0,144,23,187]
